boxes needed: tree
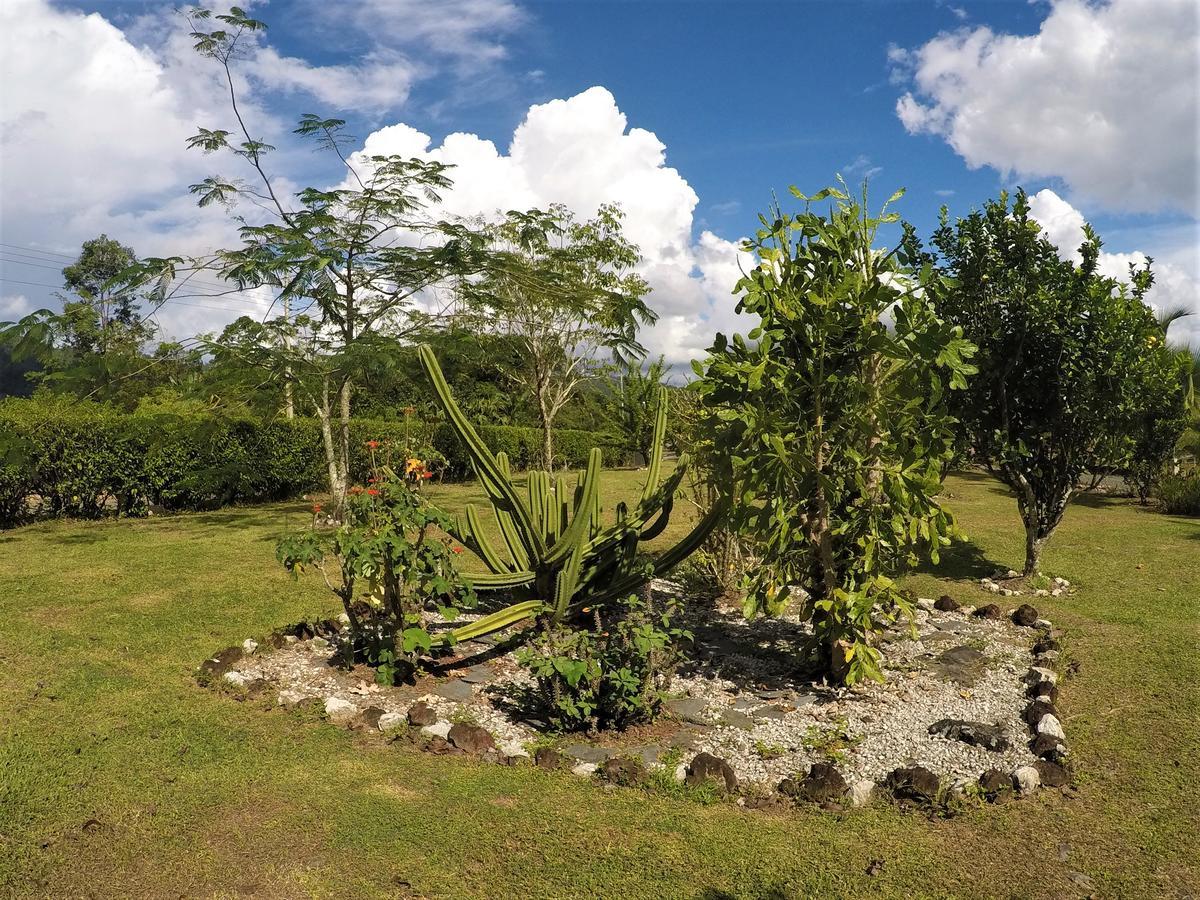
[697,182,977,683]
[608,355,668,462]
[0,234,157,403]
[915,190,1187,573]
[456,204,655,470]
[129,7,487,514]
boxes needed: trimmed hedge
[0,397,627,526]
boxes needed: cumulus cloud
[892,0,1199,215]
[1028,189,1200,345]
[345,87,750,366]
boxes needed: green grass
[1,470,1197,898]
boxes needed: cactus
[418,344,724,645]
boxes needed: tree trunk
[1023,524,1046,577]
[538,397,555,472]
[338,378,353,500]
[318,379,346,513]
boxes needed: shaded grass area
[1,471,1197,898]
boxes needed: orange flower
[367,488,380,496]
[366,440,380,450]
[403,406,416,416]
[452,546,463,554]
[312,503,322,513]
[348,486,364,495]
[421,471,432,479]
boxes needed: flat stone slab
[719,709,756,730]
[935,619,977,635]
[664,697,712,724]
[929,645,987,685]
[432,679,475,702]
[459,664,498,685]
[563,743,611,764]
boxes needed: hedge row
[0,397,626,526]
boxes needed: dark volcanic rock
[406,700,437,727]
[1033,759,1070,787]
[789,763,848,803]
[447,723,495,754]
[534,747,567,770]
[886,766,941,803]
[978,768,1010,796]
[1030,733,1069,761]
[1022,700,1058,728]
[197,646,244,681]
[599,756,647,787]
[686,752,738,793]
[1028,681,1059,702]
[973,603,1004,620]
[928,718,1010,752]
[934,595,960,612]
[1012,604,1040,627]
[358,706,384,730]
[1033,637,1061,655]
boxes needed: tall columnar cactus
[418,345,724,644]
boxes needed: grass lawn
[1,470,1197,899]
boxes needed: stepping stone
[563,743,611,764]
[730,697,761,712]
[432,679,475,702]
[664,697,712,724]
[929,646,987,685]
[719,710,756,730]
[629,744,663,767]
[791,693,819,709]
[459,664,497,685]
[755,689,795,700]
[935,619,975,635]
[756,707,788,721]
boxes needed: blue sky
[2,0,1197,358]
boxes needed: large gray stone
[563,743,611,765]
[719,709,756,730]
[432,679,475,702]
[929,645,987,684]
[928,718,1010,752]
[459,663,498,685]
[664,697,712,724]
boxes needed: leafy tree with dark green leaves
[911,190,1187,572]
[455,204,655,470]
[697,182,977,684]
[126,7,489,514]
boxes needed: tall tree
[456,204,655,470]
[914,190,1187,574]
[698,182,977,683]
[128,7,487,513]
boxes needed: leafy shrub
[1159,473,1200,516]
[0,395,621,526]
[515,592,689,732]
[276,449,476,683]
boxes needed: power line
[0,277,271,317]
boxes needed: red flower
[452,546,463,554]
[367,488,380,496]
[366,440,380,450]
[422,471,432,479]
[312,503,322,513]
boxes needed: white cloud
[1,295,32,320]
[244,47,420,113]
[346,87,749,366]
[893,0,1200,215]
[1028,189,1200,345]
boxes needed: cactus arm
[555,473,570,536]
[464,504,514,574]
[639,491,675,541]
[419,344,546,558]
[552,542,584,622]
[446,600,542,643]
[464,569,537,589]
[639,387,668,506]
[495,505,531,571]
[544,448,602,566]
[527,470,546,540]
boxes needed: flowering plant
[278,441,475,683]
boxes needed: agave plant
[418,344,723,644]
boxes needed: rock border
[196,601,1072,815]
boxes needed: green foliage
[455,203,656,470]
[607,356,670,461]
[913,189,1188,572]
[515,592,689,732]
[0,396,622,527]
[276,448,476,681]
[696,181,976,684]
[419,345,723,645]
[1159,472,1200,516]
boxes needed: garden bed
[205,582,1071,809]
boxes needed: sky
[1,0,1197,366]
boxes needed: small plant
[801,717,863,764]
[1159,471,1200,515]
[276,441,476,683]
[753,740,787,760]
[515,591,690,732]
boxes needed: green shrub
[515,592,690,732]
[1159,473,1200,516]
[0,396,625,527]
